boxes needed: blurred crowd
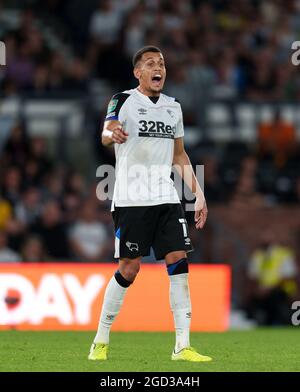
[2,0,300,106]
[0,123,114,262]
[189,105,300,209]
[0,118,299,264]
[0,8,90,96]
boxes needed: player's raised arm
[173,137,208,230]
[102,92,131,146]
[102,120,128,146]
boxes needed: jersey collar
[135,88,162,106]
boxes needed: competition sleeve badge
[107,98,118,113]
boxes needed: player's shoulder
[110,90,133,102]
[160,93,181,107]
[106,90,134,117]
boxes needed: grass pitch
[0,328,299,372]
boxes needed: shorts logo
[186,312,192,319]
[126,241,139,252]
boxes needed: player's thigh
[153,204,193,260]
[112,206,158,259]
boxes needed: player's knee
[125,263,140,281]
[167,258,188,275]
[165,251,187,264]
[118,260,140,283]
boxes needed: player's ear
[133,66,141,80]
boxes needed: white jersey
[105,88,184,210]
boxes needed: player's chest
[124,104,178,140]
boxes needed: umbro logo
[138,108,147,115]
[126,241,139,252]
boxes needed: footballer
[89,46,211,362]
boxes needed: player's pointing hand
[112,125,128,144]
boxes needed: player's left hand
[194,198,208,230]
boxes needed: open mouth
[152,74,162,85]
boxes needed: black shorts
[112,203,193,260]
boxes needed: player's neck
[137,86,160,97]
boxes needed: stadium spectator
[187,50,215,92]
[65,172,87,197]
[31,200,70,260]
[43,169,66,201]
[211,49,239,100]
[89,0,122,46]
[123,5,146,57]
[230,157,266,211]
[246,47,277,101]
[245,231,298,325]
[69,200,109,262]
[165,63,196,125]
[0,230,21,262]
[15,187,41,226]
[23,159,43,188]
[257,109,297,168]
[2,122,29,167]
[28,136,53,180]
[1,166,22,207]
[31,64,49,94]
[62,193,82,226]
[0,196,12,230]
[21,234,47,262]
[5,217,25,253]
[65,58,90,92]
[5,42,35,89]
[48,51,67,92]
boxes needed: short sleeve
[105,93,130,121]
[175,103,184,138]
